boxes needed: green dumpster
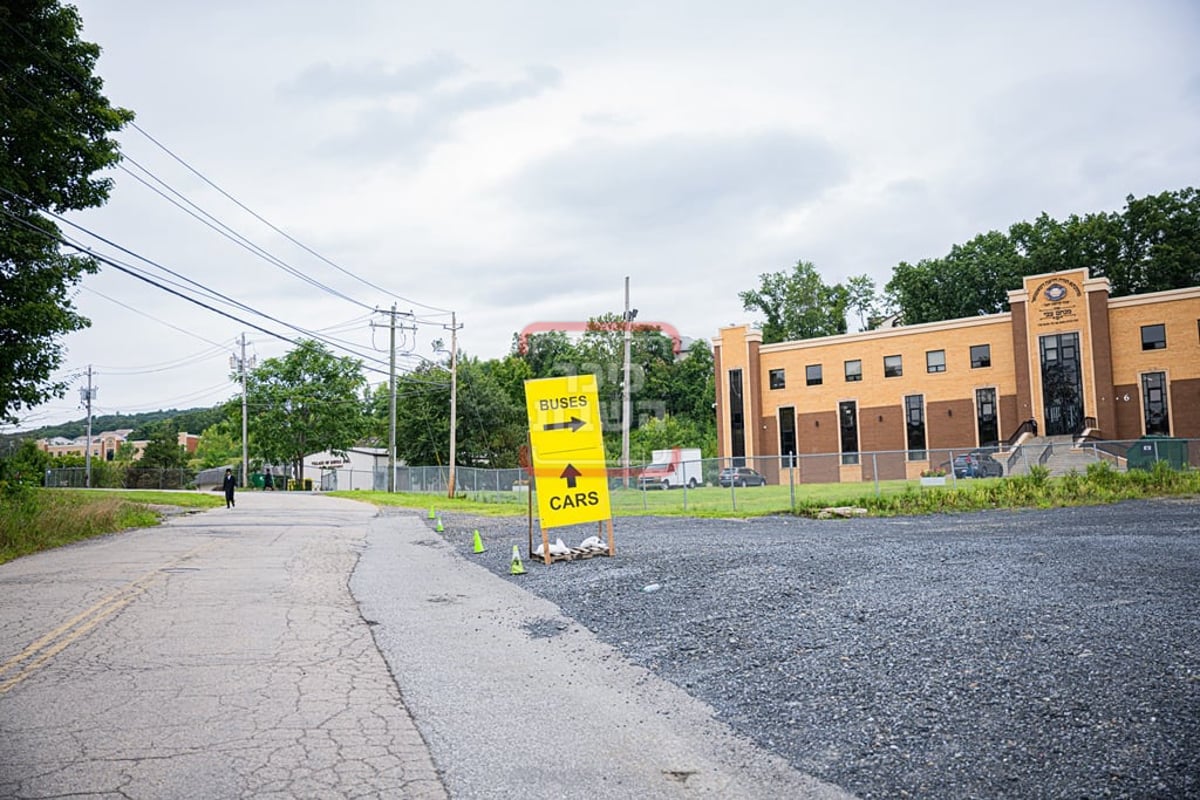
[1127,436,1188,470]
[250,472,265,488]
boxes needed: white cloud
[12,0,1197,429]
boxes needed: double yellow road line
[0,543,215,695]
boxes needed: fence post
[789,454,796,512]
[949,451,957,489]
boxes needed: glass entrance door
[1040,332,1083,436]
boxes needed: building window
[728,369,745,464]
[970,344,991,368]
[905,394,926,460]
[1142,372,1169,435]
[976,387,999,447]
[839,401,859,465]
[806,364,822,386]
[926,350,946,373]
[1141,324,1166,351]
[779,407,796,468]
[884,355,903,378]
[769,369,786,390]
[844,359,862,382]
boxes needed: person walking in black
[223,468,237,508]
[264,466,274,490]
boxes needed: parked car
[947,451,1004,478]
[718,467,767,487]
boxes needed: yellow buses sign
[524,375,612,528]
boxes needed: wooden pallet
[536,544,612,563]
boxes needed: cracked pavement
[0,493,446,799]
[0,493,849,799]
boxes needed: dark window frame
[1142,372,1169,435]
[779,406,797,468]
[844,359,862,382]
[926,349,946,374]
[839,400,859,465]
[905,394,926,460]
[768,368,786,390]
[883,354,903,378]
[970,344,991,369]
[1141,324,1166,351]
[805,364,823,386]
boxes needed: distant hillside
[8,405,231,442]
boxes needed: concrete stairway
[1006,435,1108,476]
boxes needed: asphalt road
[0,493,846,799]
[3,493,1197,799]
[451,498,1200,799]
[0,493,445,800]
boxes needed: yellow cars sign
[524,375,613,528]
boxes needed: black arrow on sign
[560,464,582,488]
[543,416,586,433]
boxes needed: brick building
[714,269,1200,482]
[39,430,201,462]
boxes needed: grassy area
[331,490,531,517]
[333,480,947,518]
[0,488,222,565]
[336,463,1200,519]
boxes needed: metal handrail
[1005,419,1038,447]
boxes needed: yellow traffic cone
[435,516,444,532]
[472,529,486,554]
[428,506,436,519]
[510,545,526,575]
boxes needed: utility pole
[621,278,636,488]
[230,334,255,487]
[373,307,415,492]
[446,311,461,499]
[389,303,397,492]
[80,366,96,488]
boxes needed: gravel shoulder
[432,499,1200,800]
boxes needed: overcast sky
[16,0,1200,431]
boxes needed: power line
[0,27,454,317]
[82,285,232,349]
[0,199,388,377]
[128,121,455,315]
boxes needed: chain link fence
[43,466,197,490]
[40,437,1194,515]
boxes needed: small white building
[302,447,391,491]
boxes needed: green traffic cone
[435,516,444,532]
[428,506,436,519]
[472,529,486,554]
[510,544,526,575]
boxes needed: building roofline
[756,310,1013,353]
[1106,284,1200,307]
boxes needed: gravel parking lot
[433,499,1200,799]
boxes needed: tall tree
[845,273,883,331]
[739,260,850,343]
[512,330,580,378]
[1117,188,1200,295]
[0,1,134,424]
[886,188,1199,325]
[138,422,186,469]
[246,340,368,482]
